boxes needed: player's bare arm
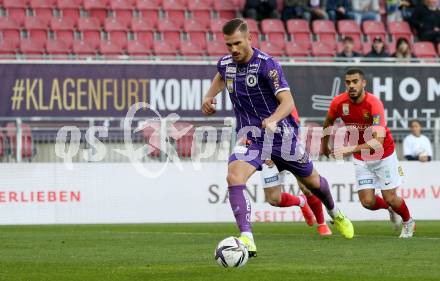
[333,130,385,159]
[202,72,224,115]
[262,90,294,132]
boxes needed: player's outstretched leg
[382,189,415,238]
[300,183,332,236]
[227,160,258,256]
[299,169,354,239]
[359,190,401,230]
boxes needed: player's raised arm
[202,72,225,115]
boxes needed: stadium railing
[0,116,439,163]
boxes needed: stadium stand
[0,0,437,59]
[5,122,34,159]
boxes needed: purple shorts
[229,141,314,178]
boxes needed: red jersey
[328,92,395,161]
[291,105,300,123]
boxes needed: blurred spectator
[387,0,402,21]
[365,36,390,58]
[309,0,329,20]
[282,0,312,21]
[337,36,361,57]
[244,0,280,20]
[403,120,433,162]
[352,0,381,24]
[327,0,356,21]
[392,37,415,60]
[399,0,419,20]
[409,0,440,46]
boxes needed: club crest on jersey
[342,103,349,115]
[246,74,257,87]
[226,78,234,93]
[363,110,371,121]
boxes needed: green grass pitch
[0,221,439,281]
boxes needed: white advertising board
[0,162,439,224]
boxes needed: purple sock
[228,185,252,233]
[310,176,335,210]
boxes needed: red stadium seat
[165,10,186,29]
[313,19,336,35]
[134,30,153,47]
[131,17,155,31]
[157,18,180,32]
[184,18,208,33]
[50,17,75,31]
[413,41,437,58]
[187,31,207,49]
[153,39,178,56]
[191,10,211,29]
[286,19,310,34]
[210,18,225,33]
[46,38,71,55]
[54,30,74,48]
[180,40,205,56]
[127,39,152,56]
[81,31,101,49]
[184,19,208,48]
[0,17,20,47]
[73,39,97,55]
[337,20,362,51]
[2,0,27,8]
[285,41,308,57]
[6,8,26,26]
[57,0,81,23]
[0,38,17,55]
[141,121,161,158]
[362,20,386,42]
[78,17,101,47]
[261,19,285,34]
[20,38,46,55]
[136,0,161,10]
[108,31,128,48]
[24,16,50,34]
[100,39,125,56]
[110,0,134,26]
[161,31,181,48]
[78,17,101,30]
[213,0,237,19]
[138,9,159,26]
[84,0,108,10]
[172,122,195,158]
[188,0,213,11]
[206,40,227,57]
[30,0,57,8]
[104,17,128,30]
[311,41,336,57]
[245,18,259,33]
[260,41,285,57]
[163,0,186,10]
[388,21,413,42]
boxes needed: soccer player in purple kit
[202,18,354,257]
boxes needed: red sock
[392,200,411,222]
[371,195,389,210]
[279,193,301,207]
[306,195,325,224]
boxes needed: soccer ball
[214,236,249,268]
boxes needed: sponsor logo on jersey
[264,175,279,184]
[342,103,349,115]
[226,66,236,73]
[246,74,257,87]
[358,179,373,185]
[250,63,259,68]
[269,69,280,90]
[257,54,269,60]
[220,58,233,65]
[372,114,381,125]
[226,78,234,93]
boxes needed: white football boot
[399,218,416,238]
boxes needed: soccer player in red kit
[322,68,415,238]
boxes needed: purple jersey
[217,48,299,144]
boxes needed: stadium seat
[127,39,152,56]
[110,0,134,26]
[50,16,75,31]
[388,21,413,42]
[337,20,362,51]
[206,39,228,57]
[54,30,74,48]
[313,20,337,50]
[46,38,71,55]
[184,19,208,48]
[362,20,386,42]
[131,17,155,31]
[187,31,207,49]
[136,0,162,10]
[190,10,211,29]
[261,19,286,49]
[24,16,50,40]
[20,38,46,55]
[286,19,311,50]
[413,41,437,58]
[30,0,57,8]
[260,41,285,57]
[285,41,309,57]
[157,18,181,33]
[133,30,153,47]
[6,8,26,26]
[104,17,128,47]
[163,0,187,10]
[188,0,213,12]
[0,17,21,47]
[73,39,97,55]
[180,40,205,57]
[84,0,108,10]
[164,10,186,29]
[311,41,336,57]
[210,18,225,32]
[2,0,27,9]
[99,39,125,56]
[5,122,34,159]
[141,121,161,158]
[78,17,101,47]
[57,0,81,23]
[0,38,17,55]
[153,39,178,56]
[213,0,237,19]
